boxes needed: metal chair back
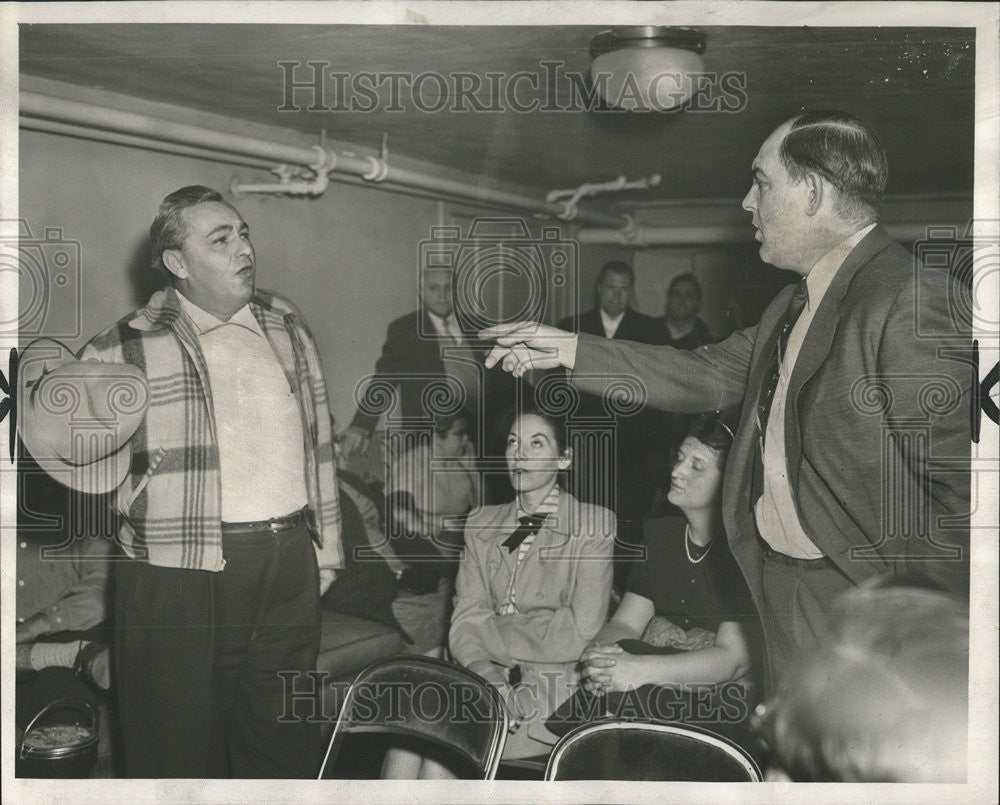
[544,719,761,781]
[318,654,508,779]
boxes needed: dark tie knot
[502,514,547,553]
[788,279,809,316]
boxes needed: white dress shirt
[600,309,625,339]
[427,309,464,343]
[178,294,308,522]
[755,223,876,558]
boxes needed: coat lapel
[784,225,893,492]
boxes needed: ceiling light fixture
[590,26,708,112]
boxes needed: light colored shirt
[600,309,625,339]
[498,485,561,615]
[427,309,464,343]
[179,294,308,522]
[755,223,876,558]
[387,439,480,538]
[17,534,109,633]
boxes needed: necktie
[444,316,463,345]
[502,514,547,553]
[751,280,809,504]
[755,279,809,442]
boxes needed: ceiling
[19,24,976,204]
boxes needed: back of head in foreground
[757,580,969,783]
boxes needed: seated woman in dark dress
[577,415,758,733]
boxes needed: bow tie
[502,514,547,553]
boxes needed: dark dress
[626,515,755,633]
[547,515,760,754]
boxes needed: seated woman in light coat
[383,405,614,777]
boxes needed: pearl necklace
[685,524,719,564]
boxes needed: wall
[19,127,608,426]
[634,244,797,339]
[20,129,464,426]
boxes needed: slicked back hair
[597,260,634,287]
[150,185,225,273]
[780,111,888,222]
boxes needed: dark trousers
[115,521,322,778]
[757,549,855,690]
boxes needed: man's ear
[803,171,824,216]
[161,249,187,281]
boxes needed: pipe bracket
[363,156,389,182]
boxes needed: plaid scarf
[81,286,342,572]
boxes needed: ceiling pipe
[20,117,280,171]
[20,91,627,229]
[547,174,661,221]
[578,222,967,247]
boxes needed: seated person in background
[319,470,405,641]
[16,450,113,751]
[753,581,969,783]
[383,406,614,778]
[384,410,480,657]
[646,273,719,518]
[576,415,757,737]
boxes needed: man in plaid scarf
[27,186,342,777]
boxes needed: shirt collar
[178,292,263,337]
[426,309,451,332]
[803,223,877,312]
[600,308,625,327]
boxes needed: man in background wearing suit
[340,267,473,457]
[654,272,715,349]
[558,261,660,588]
[559,260,658,343]
[340,267,514,506]
[483,110,971,686]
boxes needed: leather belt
[758,536,833,569]
[221,508,306,534]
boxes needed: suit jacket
[559,306,659,343]
[572,226,971,599]
[350,309,479,427]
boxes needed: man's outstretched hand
[479,322,578,377]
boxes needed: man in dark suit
[557,261,659,587]
[482,111,971,686]
[341,267,512,466]
[653,273,715,349]
[341,267,472,454]
[559,260,658,342]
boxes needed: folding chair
[318,654,508,779]
[544,720,762,781]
